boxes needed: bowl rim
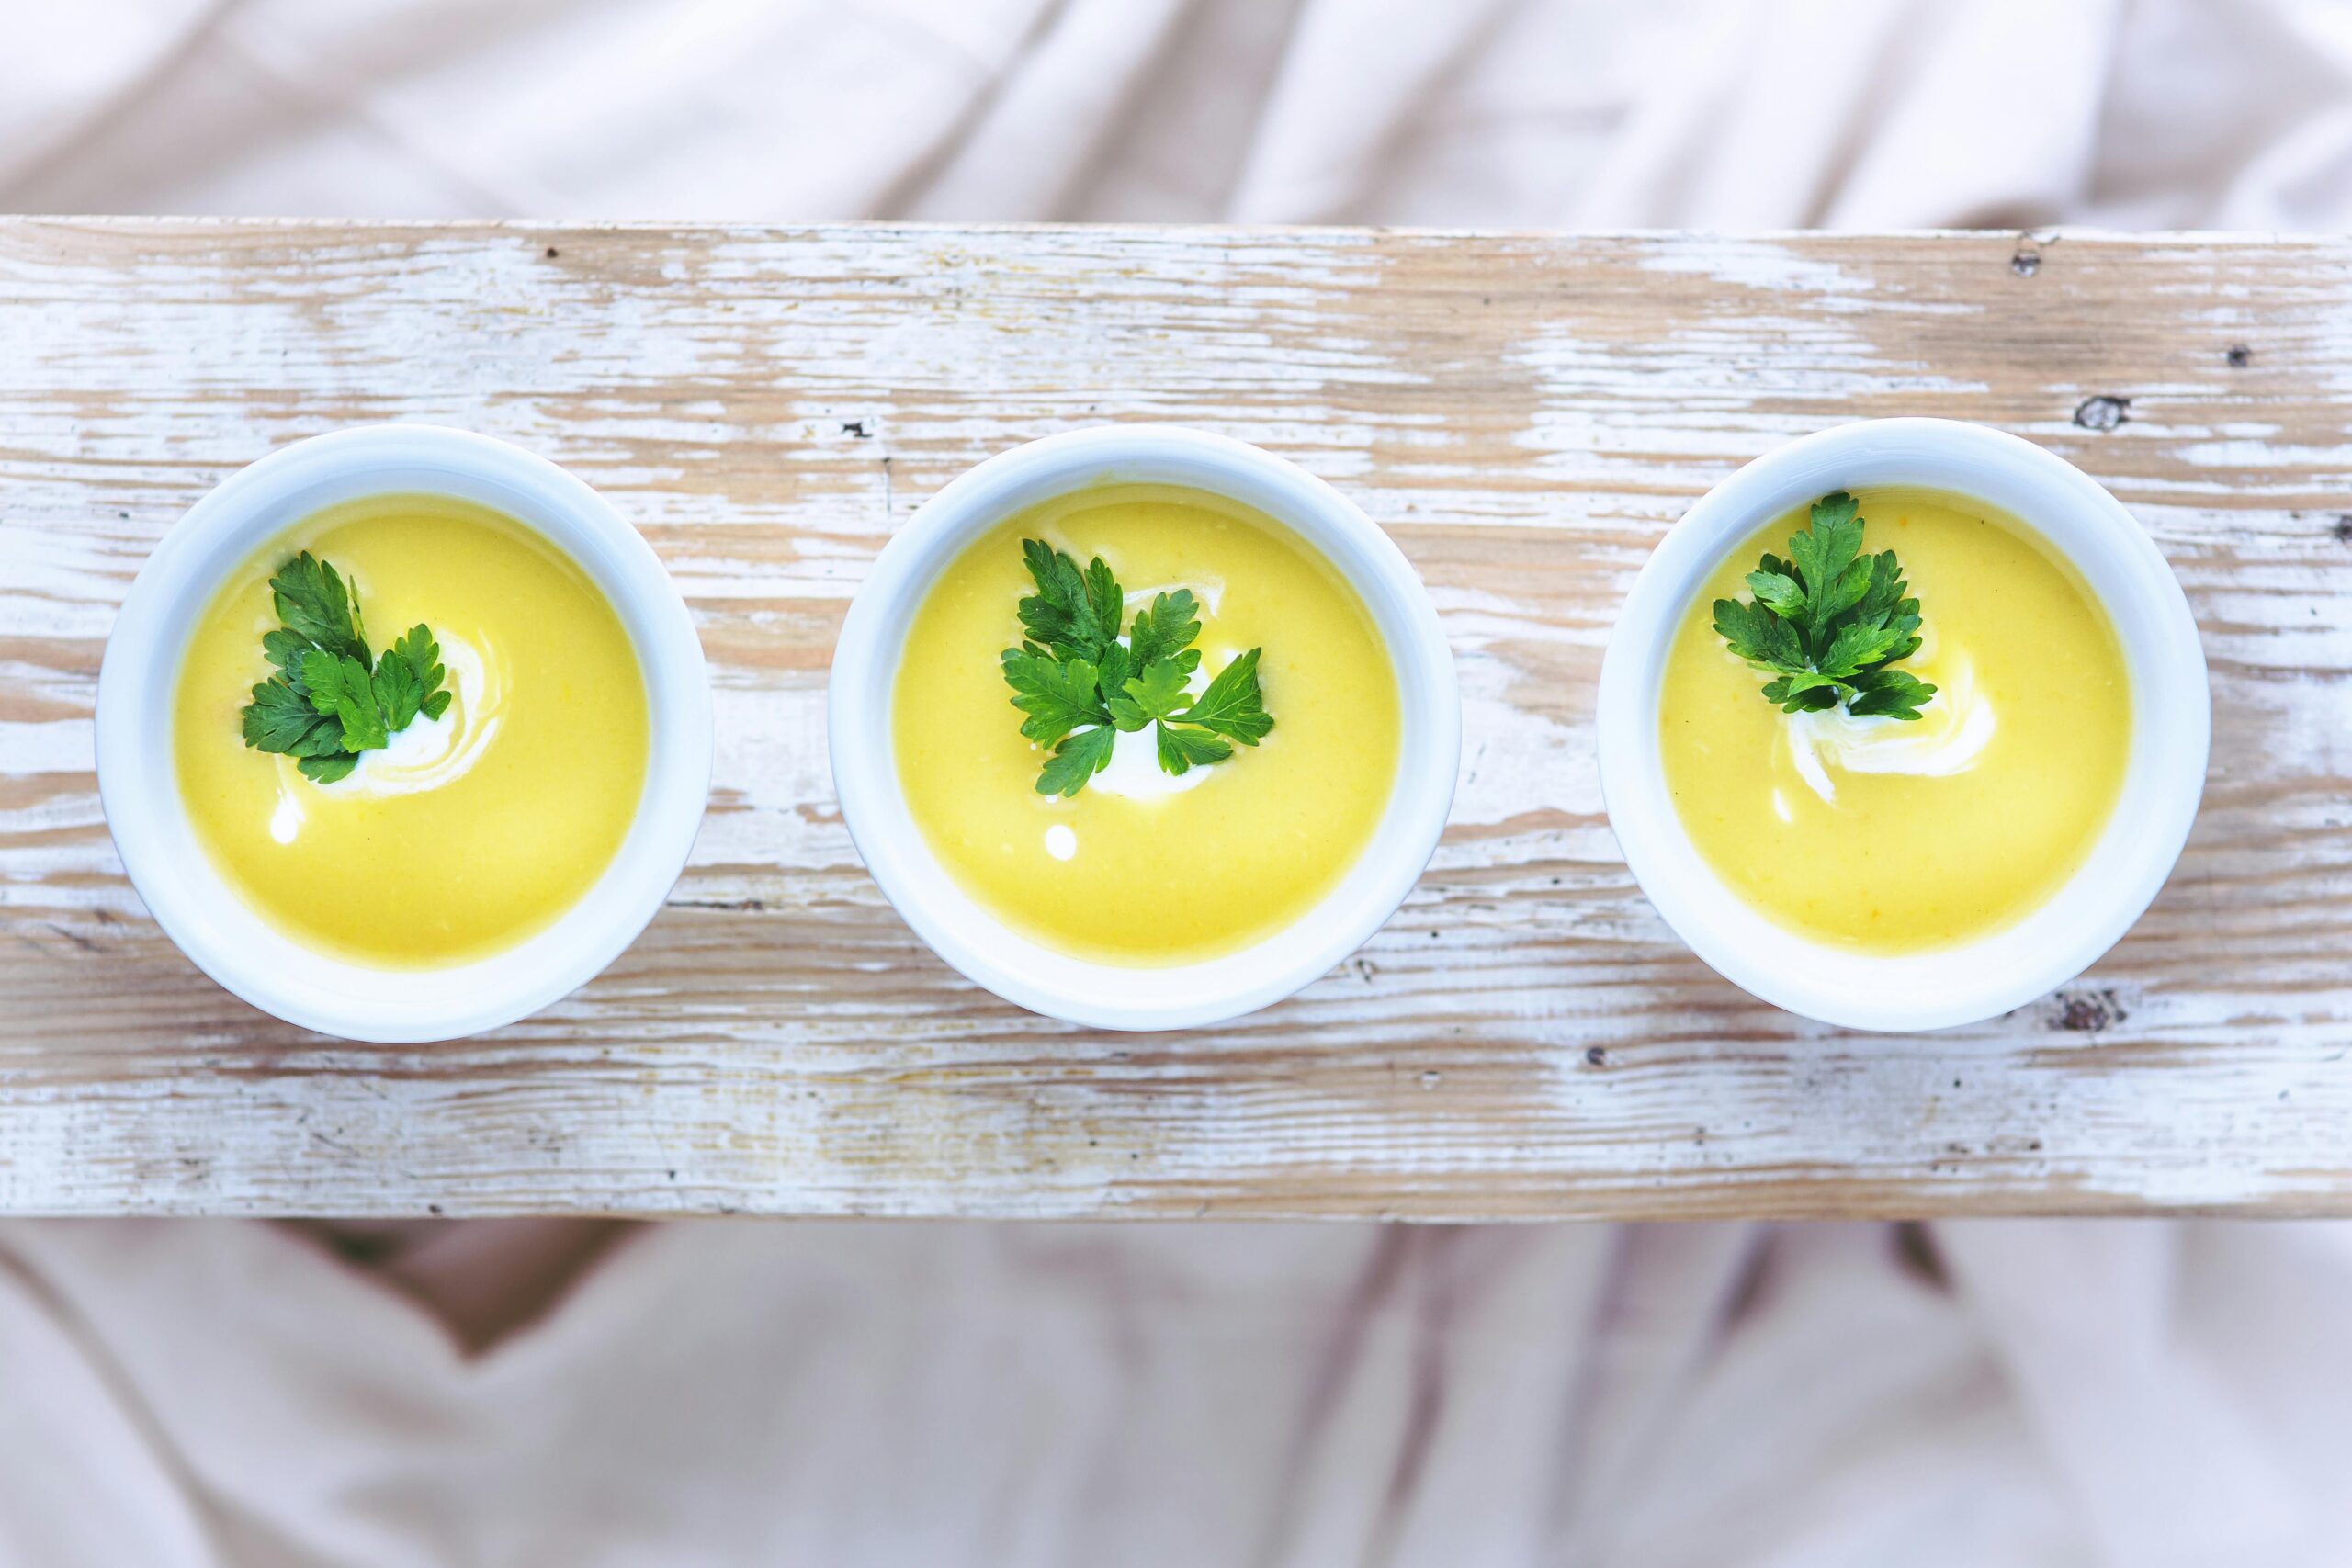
[94,423,713,1043]
[828,424,1461,1031]
[1595,417,2211,1032]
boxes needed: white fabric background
[6,1,2352,1562]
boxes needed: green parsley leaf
[1175,647,1273,744]
[1156,723,1231,775]
[1744,569,1805,619]
[1711,597,1804,674]
[262,627,316,685]
[241,678,345,757]
[1001,650,1111,747]
[1759,671,1841,712]
[371,653,422,735]
[1711,491,1938,722]
[1106,657,1193,731]
[268,552,370,667]
[377,624,449,730]
[1092,642,1131,710]
[1813,618,1905,681]
[1845,666,1938,718]
[238,554,452,780]
[394,621,444,679]
[301,649,390,753]
[1035,723,1116,797]
[298,753,359,784]
[1016,539,1123,662]
[1125,589,1202,674]
[1785,492,1863,625]
[1081,557,1123,651]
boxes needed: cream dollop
[1783,641,1996,807]
[1091,722,1214,800]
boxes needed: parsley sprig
[239,552,451,784]
[1712,491,1937,721]
[999,539,1273,797]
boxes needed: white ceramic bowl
[96,424,713,1043]
[830,426,1460,1031]
[1597,418,2209,1032]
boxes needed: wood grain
[2,220,2346,1219]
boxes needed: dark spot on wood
[2052,987,2128,1033]
[2225,344,2252,368]
[427,1203,443,1216]
[544,245,559,259]
[1585,1046,1606,1066]
[2073,394,2130,432]
[1351,957,1376,983]
[2332,514,2352,543]
[44,921,97,953]
[2010,246,2041,277]
[841,419,871,438]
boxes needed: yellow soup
[1658,488,2130,952]
[893,484,1401,964]
[175,494,649,966]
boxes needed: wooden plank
[1,220,2346,1219]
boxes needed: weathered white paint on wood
[1,220,2346,1218]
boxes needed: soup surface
[893,484,1400,964]
[175,493,649,965]
[1658,488,2130,952]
